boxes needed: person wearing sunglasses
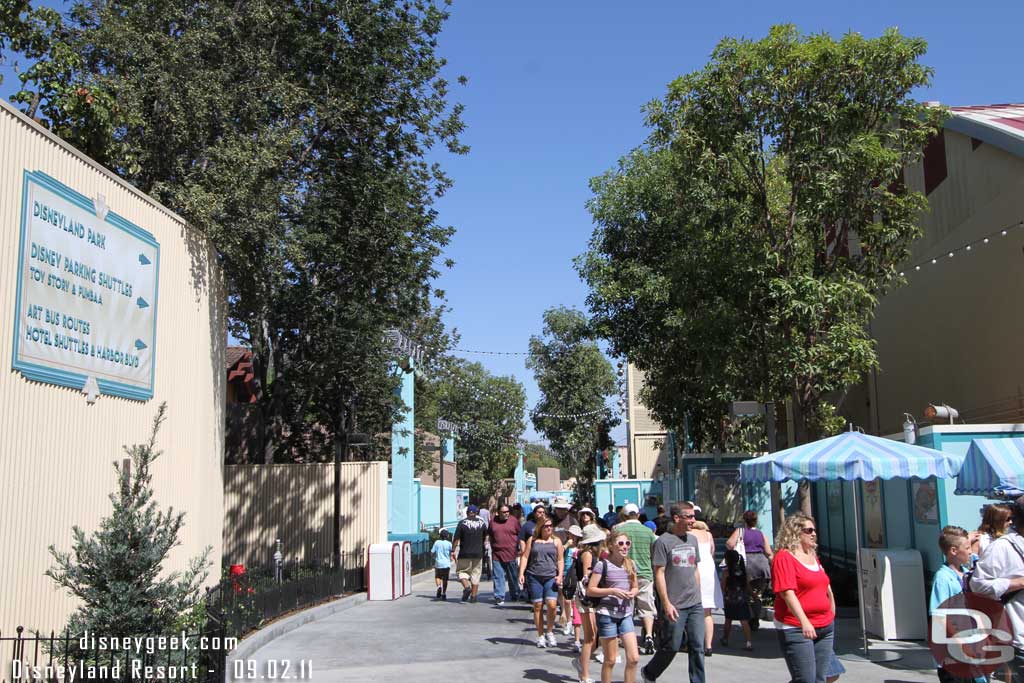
[641,501,704,683]
[771,514,836,683]
[586,533,640,683]
[519,517,566,648]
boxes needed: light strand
[898,219,1024,279]
[454,348,532,356]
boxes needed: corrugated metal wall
[222,462,387,568]
[0,102,225,631]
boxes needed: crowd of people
[429,495,1024,683]
[432,499,807,683]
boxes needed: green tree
[3,0,466,463]
[523,443,566,479]
[419,359,527,502]
[579,27,944,486]
[47,404,211,638]
[528,307,618,505]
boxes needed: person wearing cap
[452,504,488,603]
[641,501,704,683]
[553,498,579,545]
[488,503,522,605]
[614,502,659,655]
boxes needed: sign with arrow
[12,171,160,401]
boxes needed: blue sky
[5,1,1023,444]
[428,0,1023,442]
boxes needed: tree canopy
[416,358,526,502]
[2,0,466,461]
[528,306,617,504]
[578,25,945,451]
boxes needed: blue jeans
[492,559,519,601]
[642,603,705,683]
[776,622,835,683]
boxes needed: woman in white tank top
[691,521,723,656]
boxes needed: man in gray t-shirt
[641,502,705,683]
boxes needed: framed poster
[912,479,939,524]
[693,465,742,537]
[862,479,886,548]
[827,480,843,516]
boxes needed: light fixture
[902,413,917,445]
[924,403,959,424]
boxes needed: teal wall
[594,479,656,518]
[388,478,469,535]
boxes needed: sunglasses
[801,528,817,535]
[616,541,631,547]
[542,524,553,529]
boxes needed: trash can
[367,542,403,601]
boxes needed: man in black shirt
[452,505,488,603]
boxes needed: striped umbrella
[955,438,1024,496]
[740,430,964,483]
[739,428,964,662]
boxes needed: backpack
[964,535,1024,604]
[579,558,608,608]
[561,564,578,600]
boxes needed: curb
[227,592,367,664]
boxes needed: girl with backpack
[719,549,754,651]
[572,525,607,683]
[586,532,640,683]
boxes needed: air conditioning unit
[859,548,927,640]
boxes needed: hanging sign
[12,170,159,400]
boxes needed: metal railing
[212,552,365,640]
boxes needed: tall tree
[418,359,526,502]
[528,307,618,505]
[3,0,466,462]
[578,27,945,483]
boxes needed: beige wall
[852,129,1024,435]
[222,462,387,568]
[537,466,561,492]
[0,101,224,631]
[626,363,668,478]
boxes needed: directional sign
[12,170,159,400]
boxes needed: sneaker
[562,621,573,636]
[643,635,655,655]
[494,598,504,606]
[572,640,582,652]
[616,653,623,664]
[595,651,604,664]
[546,632,558,647]
[433,587,442,600]
[536,636,547,649]
[640,666,656,683]
[470,595,478,603]
[744,641,753,651]
[461,587,471,602]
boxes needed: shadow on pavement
[522,668,574,682]
[487,636,537,647]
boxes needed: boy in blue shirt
[432,529,453,600]
[929,525,984,683]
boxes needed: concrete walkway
[241,572,939,682]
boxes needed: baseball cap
[623,503,640,515]
[467,504,479,514]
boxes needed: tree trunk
[790,385,814,517]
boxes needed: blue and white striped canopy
[955,438,1024,496]
[740,430,964,483]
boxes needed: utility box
[368,542,404,601]
[860,548,927,640]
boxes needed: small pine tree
[47,403,212,636]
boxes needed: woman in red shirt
[772,513,836,683]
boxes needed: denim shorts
[526,574,558,603]
[596,612,636,639]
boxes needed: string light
[897,219,1024,281]
[454,348,532,356]
[532,406,609,420]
